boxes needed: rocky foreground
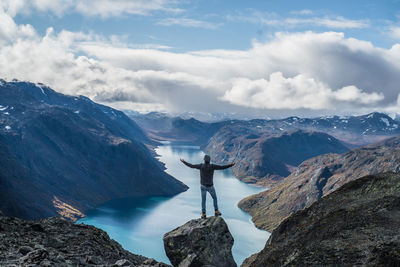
[0,211,168,266]
[242,172,400,266]
[1,172,399,266]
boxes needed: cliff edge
[242,172,400,266]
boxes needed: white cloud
[75,0,183,18]
[296,17,368,29]
[228,11,369,29]
[291,9,314,15]
[389,26,400,39]
[222,73,383,110]
[0,10,36,44]
[0,0,182,18]
[157,18,221,29]
[333,86,384,104]
[0,12,399,117]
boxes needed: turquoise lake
[77,144,270,265]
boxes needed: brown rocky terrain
[239,136,400,231]
[241,172,400,266]
[0,211,168,266]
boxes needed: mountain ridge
[239,135,400,231]
[0,80,188,221]
[204,129,350,186]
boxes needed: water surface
[78,144,270,265]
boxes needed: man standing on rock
[180,155,235,219]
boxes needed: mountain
[204,129,350,186]
[242,172,400,266]
[129,111,400,184]
[207,112,400,147]
[239,136,400,231]
[0,210,168,266]
[0,80,188,221]
[129,111,400,147]
[128,112,226,145]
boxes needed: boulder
[163,216,236,267]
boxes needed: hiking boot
[201,212,206,219]
[214,210,221,217]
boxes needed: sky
[1,0,400,119]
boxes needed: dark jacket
[182,161,232,186]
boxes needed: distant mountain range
[129,111,400,147]
[238,136,400,231]
[129,111,400,185]
[0,80,187,221]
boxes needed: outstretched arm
[213,162,235,170]
[180,159,201,169]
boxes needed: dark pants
[201,185,218,213]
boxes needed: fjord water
[78,144,270,265]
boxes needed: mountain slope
[239,136,400,231]
[242,172,400,267]
[205,129,349,186]
[0,80,188,221]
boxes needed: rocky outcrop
[163,216,236,267]
[0,80,188,221]
[205,129,349,186]
[241,172,400,266]
[0,211,168,266]
[239,136,400,231]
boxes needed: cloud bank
[0,8,399,117]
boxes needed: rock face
[0,80,188,221]
[242,172,400,267]
[239,136,400,231]
[163,217,236,267]
[0,211,169,266]
[205,129,349,186]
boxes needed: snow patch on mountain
[36,84,47,96]
[381,118,390,127]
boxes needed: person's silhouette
[180,155,235,219]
